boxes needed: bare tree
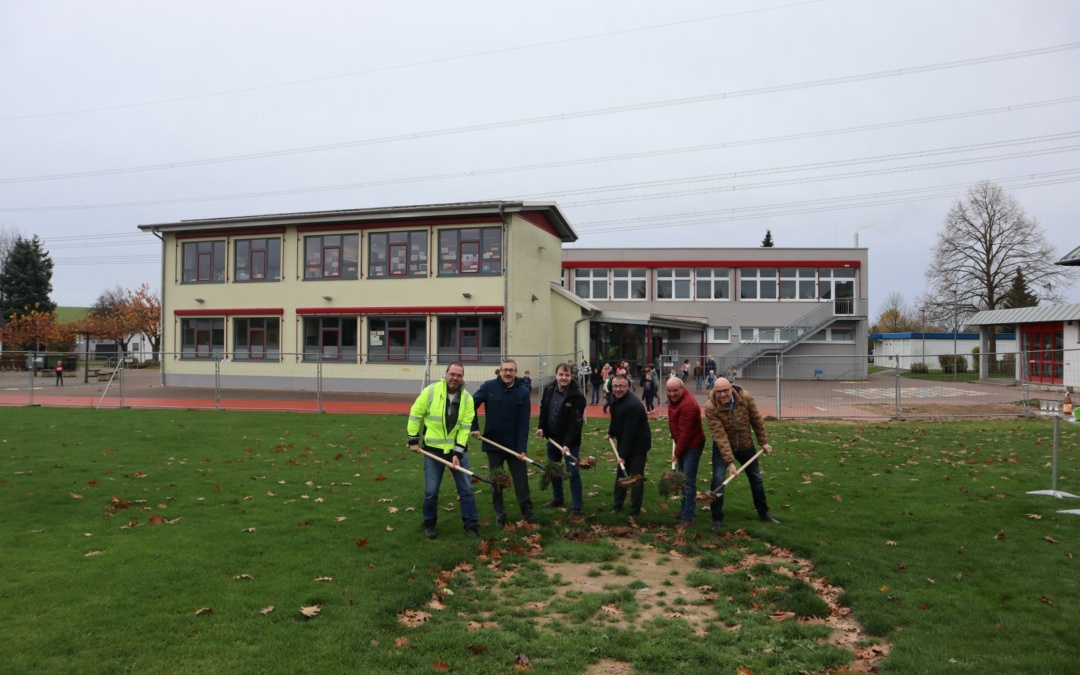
[925,181,1077,353]
[872,291,922,333]
[0,225,24,264]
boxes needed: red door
[1022,322,1063,384]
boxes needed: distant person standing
[54,361,64,387]
[589,365,603,406]
[472,359,536,527]
[680,359,690,382]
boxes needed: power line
[3,41,1077,184]
[1,0,827,122]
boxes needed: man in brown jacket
[702,377,779,532]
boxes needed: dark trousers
[612,451,647,513]
[710,444,770,522]
[486,451,534,522]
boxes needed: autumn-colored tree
[0,307,74,352]
[871,292,923,333]
[127,284,161,361]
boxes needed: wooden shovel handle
[478,435,541,466]
[413,446,492,485]
[718,448,765,489]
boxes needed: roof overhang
[550,282,599,312]
[967,303,1080,326]
[138,200,577,242]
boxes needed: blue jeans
[590,385,601,405]
[709,444,770,522]
[422,450,479,529]
[675,444,704,521]
[545,440,583,510]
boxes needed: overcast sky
[2,0,1078,315]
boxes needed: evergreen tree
[761,229,774,247]
[0,235,56,320]
[1001,269,1039,309]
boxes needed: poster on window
[369,331,383,346]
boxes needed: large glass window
[182,241,226,283]
[739,268,778,300]
[656,268,692,300]
[696,268,730,300]
[438,227,502,276]
[302,317,358,361]
[612,268,647,300]
[368,317,426,362]
[180,318,224,359]
[740,327,783,343]
[233,318,280,360]
[304,234,359,280]
[235,238,281,282]
[369,231,428,278]
[574,269,609,300]
[437,316,501,362]
[779,268,817,300]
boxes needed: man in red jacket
[666,377,705,530]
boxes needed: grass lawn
[1,408,1078,674]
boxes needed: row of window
[180,316,501,362]
[570,267,857,301]
[181,226,503,284]
[704,326,854,343]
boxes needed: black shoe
[761,513,781,524]
[710,520,724,533]
[464,527,480,539]
[495,515,506,528]
[523,516,538,525]
[628,508,641,516]
[542,500,565,509]
[423,526,437,540]
[570,508,582,519]
[610,507,622,515]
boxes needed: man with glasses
[472,359,536,527]
[606,374,651,516]
[666,377,705,530]
[703,377,779,532]
[407,362,480,540]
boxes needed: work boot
[570,508,583,519]
[495,515,506,528]
[423,526,437,540]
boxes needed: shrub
[910,362,929,374]
[938,354,968,373]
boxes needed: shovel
[658,440,687,498]
[695,448,765,503]
[478,435,543,467]
[608,437,645,489]
[412,446,493,485]
[547,438,595,470]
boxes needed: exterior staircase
[723,298,868,371]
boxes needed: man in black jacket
[537,362,587,518]
[606,374,651,516]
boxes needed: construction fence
[0,349,1072,419]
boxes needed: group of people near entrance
[406,359,778,540]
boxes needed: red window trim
[175,308,284,317]
[295,305,503,316]
[562,259,862,269]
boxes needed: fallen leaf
[335,516,348,522]
[398,609,431,627]
[514,652,531,670]
[388,507,399,514]
[243,527,256,533]
[70,493,83,499]
[831,494,842,502]
[993,530,1006,540]
[737,667,753,675]
[395,637,409,647]
[233,573,254,580]
[466,644,487,655]
[1040,595,1054,606]
[432,660,449,672]
[259,605,274,615]
[885,540,898,546]
[769,611,796,622]
[879,585,889,593]
[356,538,369,547]
[386,525,394,532]
[300,605,321,618]
[1027,513,1043,520]
[84,550,104,557]
[194,607,213,616]
[314,576,334,582]
[1043,536,1059,544]
[374,474,387,482]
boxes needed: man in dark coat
[471,358,535,526]
[537,362,587,518]
[606,374,651,516]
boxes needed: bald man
[702,378,779,532]
[666,377,705,530]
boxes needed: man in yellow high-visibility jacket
[407,362,480,540]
